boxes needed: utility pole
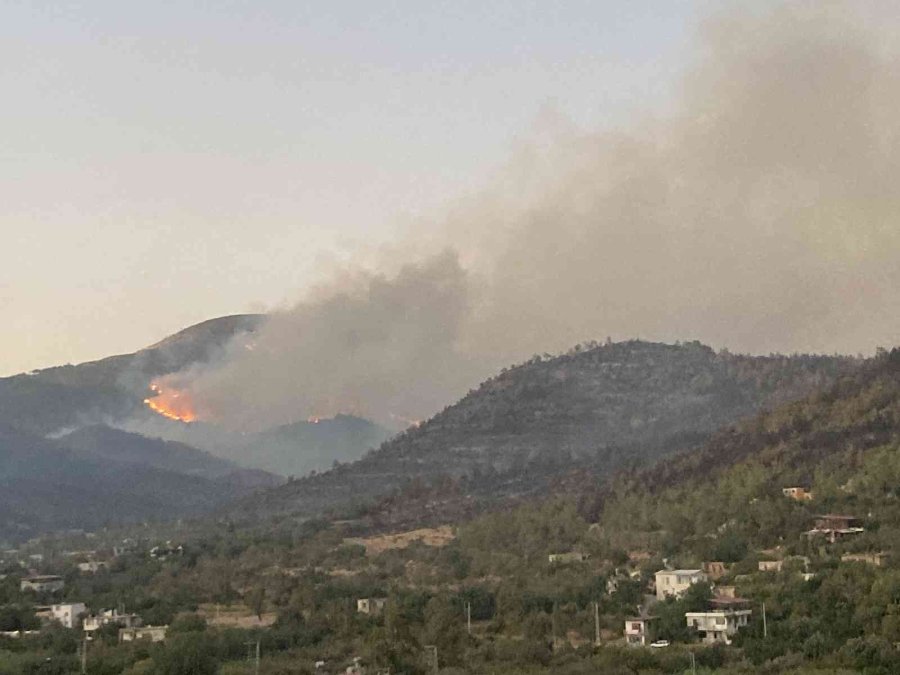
[690,650,696,675]
[81,636,87,674]
[245,640,260,675]
[424,645,438,674]
[762,602,767,639]
[593,602,600,646]
[466,601,472,635]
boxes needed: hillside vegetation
[238,340,860,523]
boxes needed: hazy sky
[2,1,704,375]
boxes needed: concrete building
[50,603,86,629]
[782,487,813,501]
[702,561,728,581]
[654,569,707,601]
[77,561,109,574]
[686,599,751,645]
[548,552,588,564]
[805,514,864,543]
[356,598,387,615]
[841,552,889,567]
[758,560,783,573]
[120,625,167,642]
[624,615,657,647]
[84,609,142,633]
[20,575,64,593]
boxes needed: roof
[625,615,658,622]
[710,597,751,607]
[815,514,858,520]
[657,569,703,575]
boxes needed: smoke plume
[162,2,900,430]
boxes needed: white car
[650,640,670,648]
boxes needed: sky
[1,0,704,375]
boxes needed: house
[356,598,387,615]
[20,575,65,593]
[654,569,707,601]
[50,603,86,629]
[805,514,864,543]
[624,615,657,647]
[686,598,751,645]
[758,560,783,573]
[702,562,728,581]
[782,487,813,501]
[713,586,737,599]
[77,561,109,574]
[149,543,183,561]
[841,552,889,567]
[548,552,588,564]
[84,609,142,633]
[120,625,167,642]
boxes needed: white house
[120,625,167,642]
[20,575,65,593]
[654,569,707,601]
[624,615,657,647]
[50,603,86,629]
[686,607,751,644]
[77,561,109,574]
[548,552,588,564]
[356,598,387,615]
[686,597,752,644]
[84,609,142,633]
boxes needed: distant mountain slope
[57,425,277,486]
[621,347,900,497]
[0,424,275,541]
[233,340,862,523]
[0,314,264,434]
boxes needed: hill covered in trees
[234,340,861,524]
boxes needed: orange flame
[143,382,198,423]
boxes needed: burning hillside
[143,382,198,423]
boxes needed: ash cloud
[166,2,900,430]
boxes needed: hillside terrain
[7,349,900,674]
[234,340,861,524]
[123,414,393,478]
[0,424,277,541]
[0,314,264,435]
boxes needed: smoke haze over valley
[148,2,900,430]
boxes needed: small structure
[50,603,86,629]
[356,598,387,615]
[77,561,109,574]
[150,543,183,561]
[624,615,657,647]
[654,569,707,601]
[782,486,813,501]
[805,514,864,543]
[841,552,889,567]
[702,561,728,581]
[84,609,142,633]
[120,625,167,642]
[758,560,783,573]
[713,585,737,599]
[20,575,64,593]
[548,552,588,564]
[686,598,751,645]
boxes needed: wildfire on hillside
[143,382,198,423]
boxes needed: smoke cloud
[162,2,900,430]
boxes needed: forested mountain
[56,425,276,485]
[0,314,264,435]
[0,425,276,541]
[234,340,861,524]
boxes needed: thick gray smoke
[163,2,900,430]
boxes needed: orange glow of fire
[143,382,198,423]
